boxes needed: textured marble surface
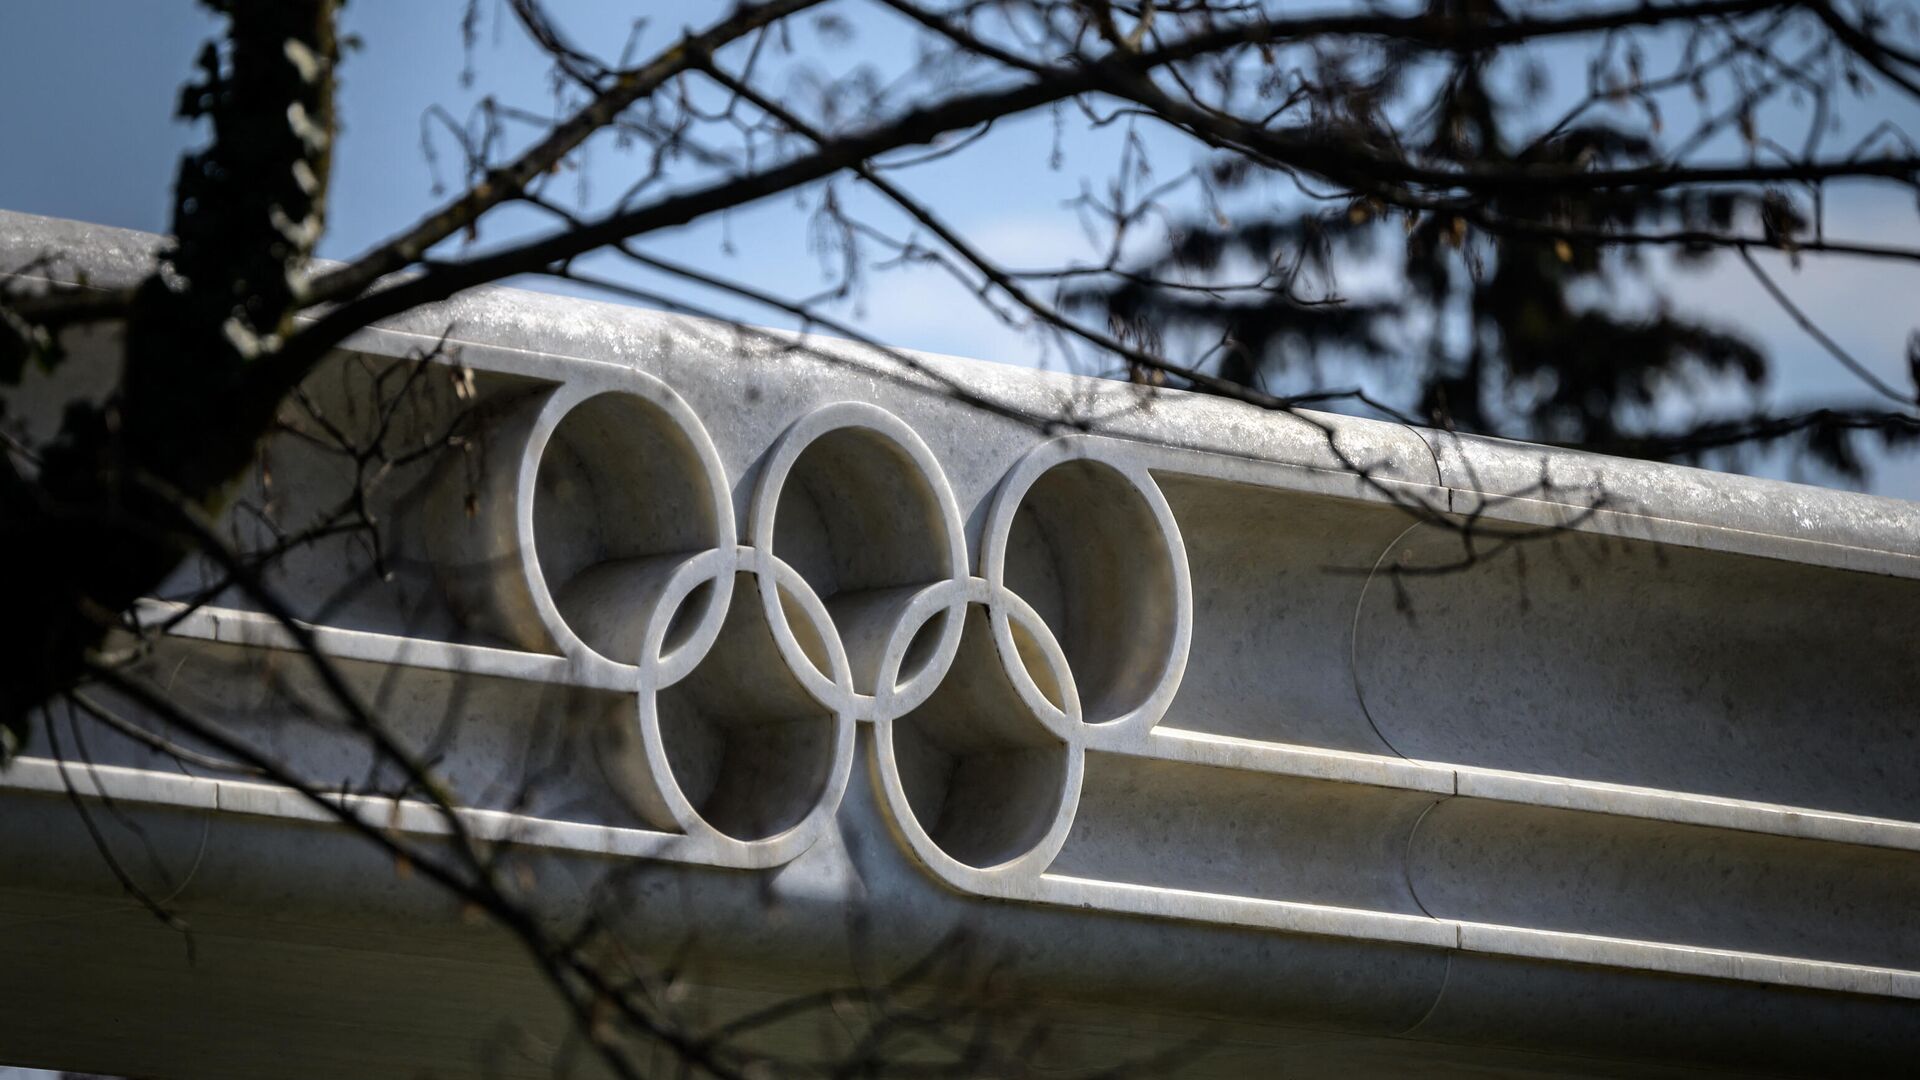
[4,210,1920,1078]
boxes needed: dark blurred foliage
[1068,43,1916,478]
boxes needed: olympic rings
[427,369,1192,881]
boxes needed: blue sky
[5,0,1919,497]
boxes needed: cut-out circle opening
[771,426,952,597]
[771,425,956,690]
[534,391,722,663]
[650,572,841,843]
[1001,460,1177,725]
[889,605,1073,870]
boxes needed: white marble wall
[4,210,1919,1078]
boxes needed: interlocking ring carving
[426,368,1193,884]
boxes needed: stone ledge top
[6,207,1917,571]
